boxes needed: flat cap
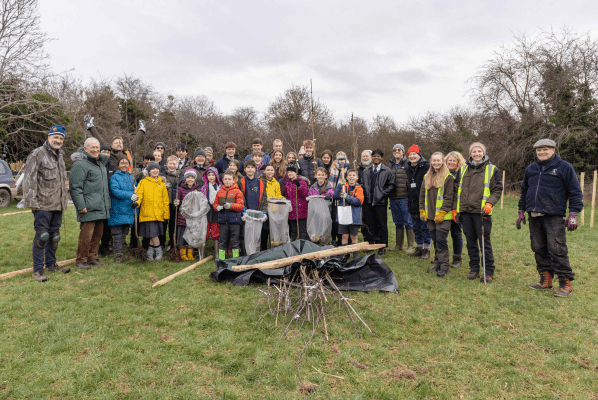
[533,139,556,149]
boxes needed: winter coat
[108,171,136,226]
[457,156,502,214]
[176,182,201,226]
[357,163,370,185]
[308,181,334,197]
[285,178,308,220]
[239,176,268,212]
[244,151,271,165]
[280,175,309,198]
[177,157,190,171]
[69,148,111,223]
[419,173,455,220]
[136,176,170,223]
[213,183,245,224]
[406,157,430,214]
[89,126,144,168]
[162,168,182,204]
[23,141,69,211]
[362,164,395,206]
[518,153,583,216]
[179,163,207,186]
[298,155,325,183]
[263,177,282,199]
[214,154,245,176]
[333,183,364,225]
[388,156,410,199]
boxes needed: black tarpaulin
[209,240,398,293]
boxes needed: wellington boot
[404,230,415,254]
[410,247,423,257]
[529,271,553,290]
[451,255,462,268]
[218,249,226,260]
[232,249,240,258]
[554,276,572,298]
[420,249,431,260]
[391,229,404,251]
[178,247,188,261]
[187,247,195,261]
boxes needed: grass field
[1,196,598,399]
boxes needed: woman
[328,151,350,246]
[405,144,431,259]
[457,142,502,283]
[320,150,333,174]
[419,152,455,277]
[270,150,286,182]
[444,151,466,268]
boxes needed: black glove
[131,201,139,209]
[324,194,332,201]
[294,180,301,187]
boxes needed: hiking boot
[410,247,423,257]
[529,271,553,290]
[480,275,493,283]
[554,276,572,298]
[437,269,448,277]
[404,230,415,254]
[467,270,479,280]
[88,259,104,266]
[114,253,124,264]
[46,263,70,273]
[76,262,90,270]
[451,255,462,268]
[391,229,404,251]
[420,249,431,260]
[32,271,48,282]
[377,247,386,256]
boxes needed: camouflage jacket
[22,141,69,211]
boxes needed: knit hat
[100,144,111,152]
[372,149,384,157]
[393,144,405,153]
[184,169,197,179]
[48,125,66,138]
[287,163,298,173]
[469,142,486,155]
[146,161,160,172]
[154,142,165,150]
[407,144,421,155]
[533,138,556,149]
[194,147,206,158]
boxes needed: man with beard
[23,125,71,282]
[358,149,372,185]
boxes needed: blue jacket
[214,154,245,176]
[333,183,364,225]
[108,170,136,226]
[518,154,583,216]
[244,151,271,165]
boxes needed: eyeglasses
[393,149,402,152]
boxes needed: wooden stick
[231,242,385,272]
[311,366,344,380]
[0,258,77,281]
[152,256,213,288]
[0,210,31,217]
[501,170,506,209]
[591,170,597,228]
[580,172,585,226]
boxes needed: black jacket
[298,155,324,183]
[362,163,395,206]
[405,156,430,214]
[357,163,371,185]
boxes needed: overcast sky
[40,0,598,124]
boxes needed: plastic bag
[307,196,332,244]
[268,198,292,247]
[181,191,210,255]
[16,199,25,209]
[242,210,268,255]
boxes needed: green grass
[1,196,598,399]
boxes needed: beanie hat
[533,138,556,149]
[204,146,213,154]
[154,142,165,150]
[194,147,206,158]
[407,144,421,155]
[146,161,160,172]
[469,142,486,155]
[100,144,111,152]
[286,163,298,173]
[184,169,197,179]
[393,144,405,153]
[48,125,66,138]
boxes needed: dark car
[0,159,15,208]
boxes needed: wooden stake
[0,210,31,217]
[501,170,506,209]
[591,170,597,228]
[0,258,77,282]
[580,172,585,226]
[152,256,213,288]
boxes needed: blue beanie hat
[48,125,66,138]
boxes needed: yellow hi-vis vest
[424,174,453,221]
[456,164,496,215]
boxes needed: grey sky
[40,0,598,124]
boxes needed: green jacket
[69,148,111,223]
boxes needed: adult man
[298,139,324,183]
[269,139,283,158]
[388,144,415,253]
[176,143,189,170]
[519,139,583,298]
[243,138,271,165]
[357,149,372,185]
[215,142,245,175]
[361,149,395,255]
[69,138,111,270]
[23,125,71,282]
[154,142,166,167]
[204,147,215,168]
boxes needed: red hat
[407,144,420,155]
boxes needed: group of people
[22,119,583,298]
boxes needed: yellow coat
[265,178,282,199]
[136,176,170,222]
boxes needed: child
[175,169,201,260]
[251,151,265,177]
[285,163,309,240]
[161,155,181,251]
[308,167,334,198]
[108,156,136,263]
[261,165,282,199]
[202,167,222,258]
[241,160,269,252]
[419,152,455,277]
[136,162,170,261]
[214,170,245,260]
[333,169,364,261]
[270,150,286,182]
[227,159,244,185]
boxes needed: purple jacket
[176,182,201,226]
[308,181,334,197]
[285,178,308,220]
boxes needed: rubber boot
[391,229,404,251]
[188,247,195,261]
[146,246,155,261]
[529,271,553,290]
[410,246,423,257]
[436,249,450,277]
[155,246,164,261]
[214,241,219,260]
[554,275,572,298]
[218,249,226,260]
[451,255,462,268]
[232,249,240,258]
[404,230,415,254]
[420,248,431,260]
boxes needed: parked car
[0,159,15,208]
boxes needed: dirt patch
[300,382,318,393]
[351,360,366,369]
[160,334,173,342]
[390,364,417,380]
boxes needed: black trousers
[219,224,241,250]
[363,204,389,246]
[529,215,574,280]
[289,219,308,241]
[460,213,495,276]
[162,204,176,247]
[361,204,375,243]
[427,220,450,271]
[99,219,111,250]
[260,223,270,251]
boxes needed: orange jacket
[213,182,245,224]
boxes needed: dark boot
[427,259,439,273]
[46,263,70,273]
[410,247,423,257]
[451,255,462,268]
[32,271,48,282]
[554,276,573,298]
[404,230,415,254]
[436,249,450,277]
[391,229,404,251]
[76,262,90,270]
[420,248,431,260]
[340,243,350,263]
[529,271,553,290]
[467,270,479,280]
[114,253,124,264]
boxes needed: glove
[324,194,332,201]
[341,192,347,199]
[483,203,493,215]
[131,201,138,209]
[263,212,268,216]
[434,210,447,224]
[224,202,232,209]
[452,210,458,223]
[419,210,426,222]
[131,194,139,201]
[138,119,147,133]
[566,213,578,231]
[216,206,223,211]
[516,210,526,229]
[294,180,301,187]
[84,114,94,129]
[174,199,180,207]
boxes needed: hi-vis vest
[424,174,453,221]
[124,150,133,173]
[456,163,496,215]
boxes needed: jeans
[76,220,104,263]
[460,213,495,276]
[450,220,463,255]
[390,198,413,231]
[410,213,431,246]
[529,214,574,280]
[32,210,63,272]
